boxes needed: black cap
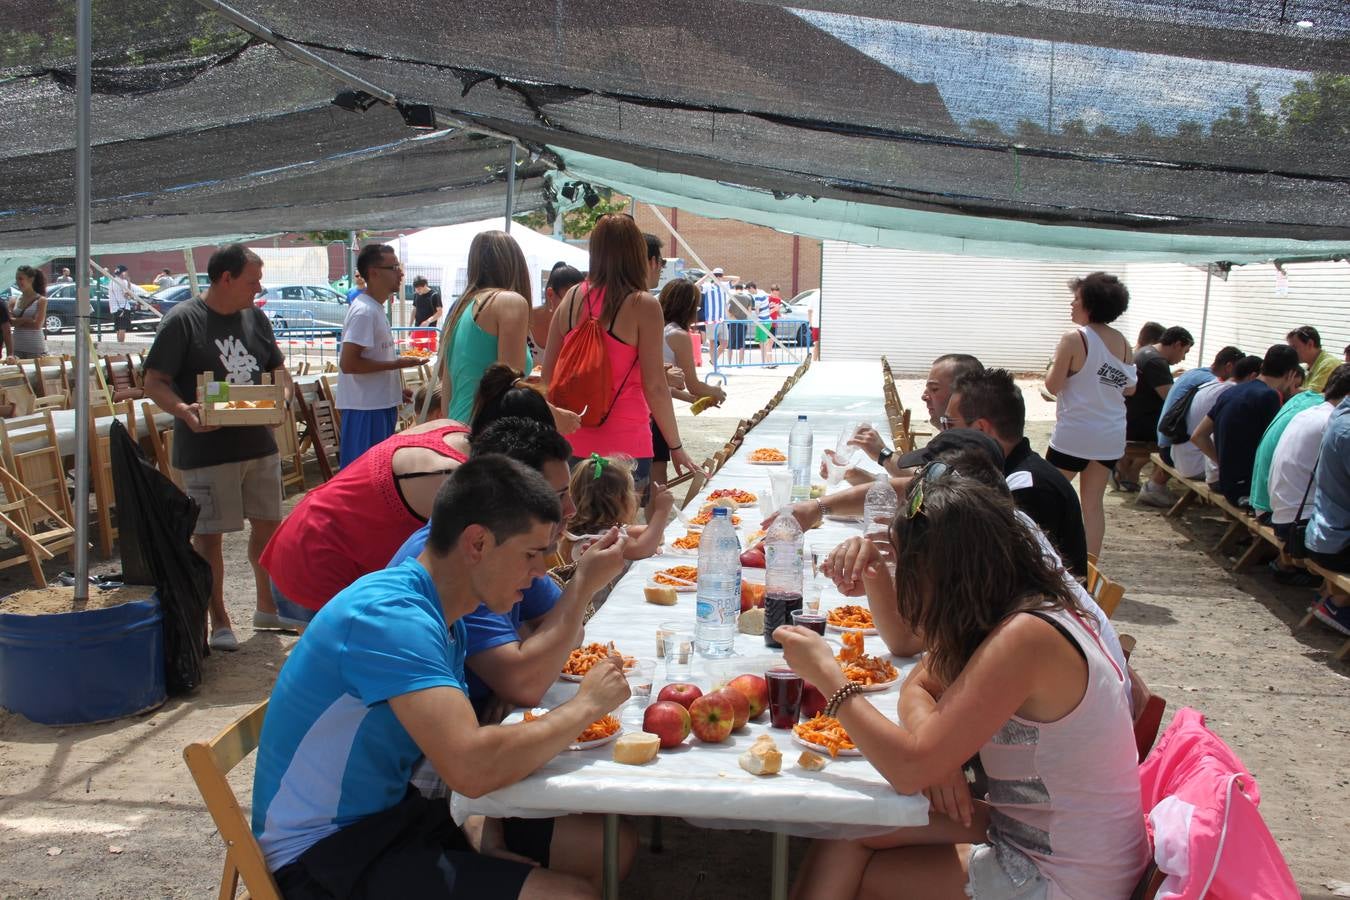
[894,428,1004,471]
[113,265,127,274]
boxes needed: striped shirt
[700,281,728,323]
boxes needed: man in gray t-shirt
[144,244,295,651]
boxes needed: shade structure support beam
[505,144,517,233]
[1197,265,1214,364]
[73,0,92,600]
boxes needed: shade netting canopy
[5,0,1350,262]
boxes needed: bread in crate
[197,373,285,427]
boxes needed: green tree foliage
[1280,73,1350,143]
[514,188,633,238]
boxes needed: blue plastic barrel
[0,594,166,725]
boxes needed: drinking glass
[791,610,827,635]
[623,659,656,724]
[835,420,863,466]
[663,630,696,679]
[766,666,804,728]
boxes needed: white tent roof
[395,218,589,307]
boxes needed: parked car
[783,288,819,324]
[41,283,158,335]
[175,273,211,289]
[149,284,196,316]
[254,283,350,329]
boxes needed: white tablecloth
[454,361,929,838]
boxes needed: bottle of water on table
[695,507,741,657]
[863,472,899,542]
[763,509,804,648]
[788,414,813,501]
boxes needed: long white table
[454,362,926,898]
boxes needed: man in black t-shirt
[1117,326,1193,488]
[411,276,441,327]
[944,368,1090,577]
[143,244,294,652]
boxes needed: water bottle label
[696,598,717,621]
[764,542,802,569]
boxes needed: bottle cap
[712,507,729,517]
[797,415,807,421]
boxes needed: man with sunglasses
[338,243,425,467]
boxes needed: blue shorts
[339,406,398,469]
[270,578,318,624]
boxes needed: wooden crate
[197,373,286,427]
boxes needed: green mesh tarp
[4,0,1350,260]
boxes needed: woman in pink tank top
[542,214,697,491]
[777,474,1148,900]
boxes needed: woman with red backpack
[542,214,698,494]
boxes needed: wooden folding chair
[88,400,136,557]
[33,355,71,405]
[102,353,145,401]
[182,700,282,900]
[318,374,342,432]
[0,411,76,542]
[1087,561,1126,618]
[15,359,66,411]
[0,463,76,587]
[275,403,307,495]
[139,401,184,489]
[293,383,340,482]
[0,367,37,416]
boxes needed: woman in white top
[650,280,726,488]
[783,473,1147,900]
[1044,273,1137,561]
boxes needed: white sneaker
[1137,484,1175,508]
[252,610,307,633]
[209,627,240,651]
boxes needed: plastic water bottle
[863,473,899,542]
[695,507,741,657]
[763,509,804,648]
[789,415,813,501]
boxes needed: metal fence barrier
[704,316,812,383]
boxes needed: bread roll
[644,585,678,606]
[737,607,765,635]
[738,738,782,776]
[796,750,827,771]
[612,732,661,765]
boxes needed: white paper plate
[823,513,863,524]
[663,544,701,558]
[826,623,878,636]
[648,578,696,593]
[748,458,787,466]
[558,672,585,683]
[569,724,623,751]
[791,732,863,757]
[853,676,899,693]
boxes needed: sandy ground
[1,364,1347,899]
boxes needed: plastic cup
[792,610,827,635]
[623,659,656,723]
[801,682,827,720]
[766,666,804,729]
[663,631,695,680]
[655,620,683,659]
[768,469,793,510]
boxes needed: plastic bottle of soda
[763,508,804,648]
[788,415,813,501]
[695,507,741,657]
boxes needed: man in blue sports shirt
[253,455,632,899]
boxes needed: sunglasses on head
[905,461,950,519]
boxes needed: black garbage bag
[110,420,211,695]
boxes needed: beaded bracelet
[824,681,863,718]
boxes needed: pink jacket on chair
[1137,707,1298,900]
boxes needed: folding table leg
[603,813,620,900]
[770,831,788,900]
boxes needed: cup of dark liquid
[765,667,804,729]
[791,610,827,635]
[801,682,827,719]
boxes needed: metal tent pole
[1198,265,1213,364]
[73,0,92,600]
[504,144,517,233]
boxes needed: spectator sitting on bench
[1139,345,1244,508]
[1308,392,1350,636]
[1287,325,1341,393]
[1133,321,1164,356]
[1116,325,1193,493]
[1168,355,1261,485]
[1250,368,1333,529]
[1264,366,1350,586]
[1190,344,1302,506]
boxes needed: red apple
[688,692,736,743]
[710,687,749,730]
[726,673,769,720]
[657,682,703,710]
[642,701,691,749]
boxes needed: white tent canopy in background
[393,218,589,313]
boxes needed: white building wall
[821,243,1350,372]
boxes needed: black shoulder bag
[1285,456,1319,560]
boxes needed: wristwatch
[877,448,894,469]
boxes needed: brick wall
[631,206,821,297]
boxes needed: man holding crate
[144,243,294,651]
